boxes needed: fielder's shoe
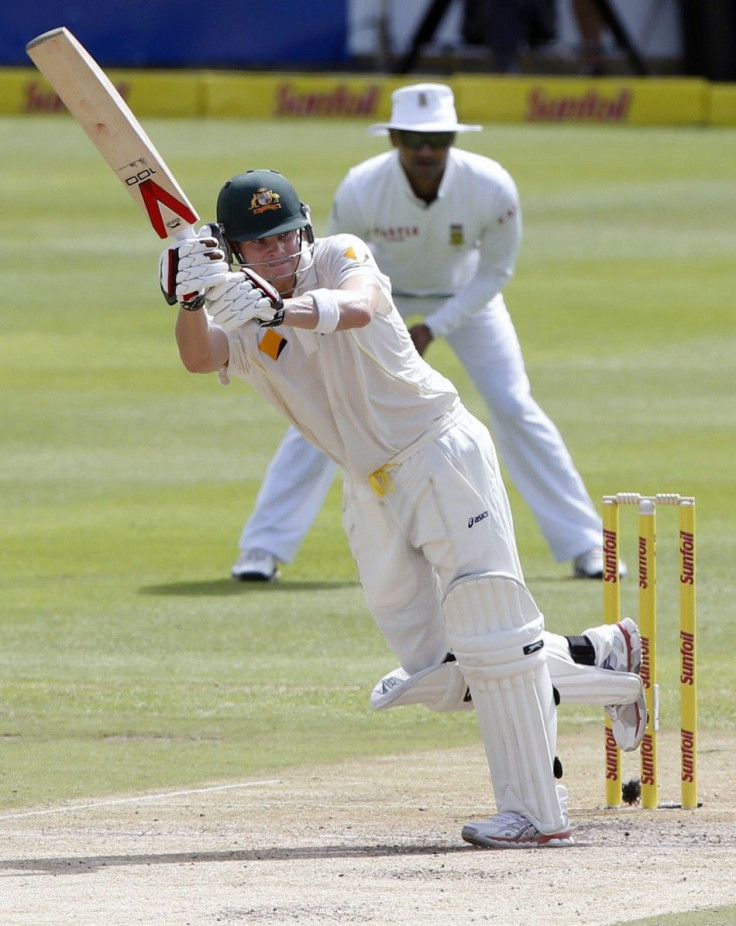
[573,546,628,580]
[604,617,647,752]
[231,549,280,582]
[462,812,573,850]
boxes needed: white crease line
[0,779,282,821]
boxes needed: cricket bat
[26,27,199,240]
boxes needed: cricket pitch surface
[1,731,734,925]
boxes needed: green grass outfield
[617,910,736,926]
[1,116,735,906]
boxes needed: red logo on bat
[139,178,198,238]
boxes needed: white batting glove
[206,268,284,333]
[243,268,286,327]
[159,225,230,310]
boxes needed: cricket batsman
[160,168,643,848]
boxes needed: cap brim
[367,122,482,136]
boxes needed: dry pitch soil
[1,730,734,925]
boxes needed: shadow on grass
[139,579,360,597]
[140,573,581,597]
[0,843,469,875]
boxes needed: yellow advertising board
[454,75,709,126]
[709,84,736,126]
[0,66,729,126]
[202,72,401,120]
[6,67,201,117]
[202,72,709,126]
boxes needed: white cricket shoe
[604,617,647,752]
[231,549,280,582]
[463,786,573,850]
[462,812,574,850]
[573,545,628,579]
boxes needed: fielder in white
[161,167,644,848]
[233,82,624,583]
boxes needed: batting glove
[206,268,285,333]
[159,225,230,310]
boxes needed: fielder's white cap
[368,82,482,136]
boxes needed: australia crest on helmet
[250,187,282,216]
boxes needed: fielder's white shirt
[326,148,521,338]
[219,234,459,479]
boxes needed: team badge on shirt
[449,224,464,245]
[342,245,370,263]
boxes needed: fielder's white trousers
[240,302,602,563]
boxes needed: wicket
[602,493,698,809]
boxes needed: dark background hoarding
[1,1,348,68]
[2,0,735,80]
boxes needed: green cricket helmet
[216,169,312,242]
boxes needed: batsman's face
[236,230,301,295]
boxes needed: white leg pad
[443,572,566,835]
[370,659,472,712]
[545,634,644,706]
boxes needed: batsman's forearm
[175,307,228,373]
[282,279,380,331]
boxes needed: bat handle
[173,225,197,241]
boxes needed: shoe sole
[606,618,646,751]
[617,618,642,674]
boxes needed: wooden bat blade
[26,27,199,239]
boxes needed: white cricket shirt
[326,147,522,338]
[220,234,459,479]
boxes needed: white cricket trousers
[342,406,523,672]
[240,303,602,563]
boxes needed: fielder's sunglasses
[395,130,456,150]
